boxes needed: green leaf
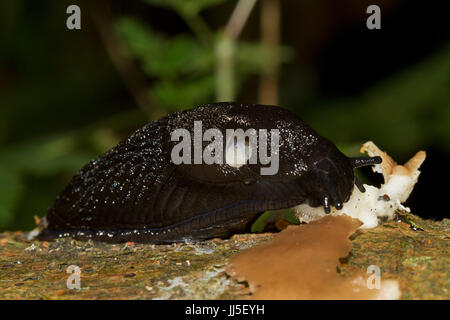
[143,34,213,79]
[250,209,300,233]
[117,18,213,79]
[251,211,276,233]
[116,16,166,62]
[153,76,215,110]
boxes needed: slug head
[300,141,382,213]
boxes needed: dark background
[0,0,449,231]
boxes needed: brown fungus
[226,215,400,299]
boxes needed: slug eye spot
[225,136,253,168]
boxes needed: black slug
[38,103,381,243]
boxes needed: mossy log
[0,213,448,299]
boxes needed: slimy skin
[38,103,381,243]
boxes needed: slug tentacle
[350,156,381,193]
[350,156,382,168]
[323,196,331,214]
[354,176,366,193]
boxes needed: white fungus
[294,141,426,229]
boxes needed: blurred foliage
[305,42,450,160]
[144,0,226,15]
[117,17,215,110]
[0,0,291,231]
[0,0,448,231]
[116,0,291,110]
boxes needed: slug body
[39,103,380,243]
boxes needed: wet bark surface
[0,212,448,300]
